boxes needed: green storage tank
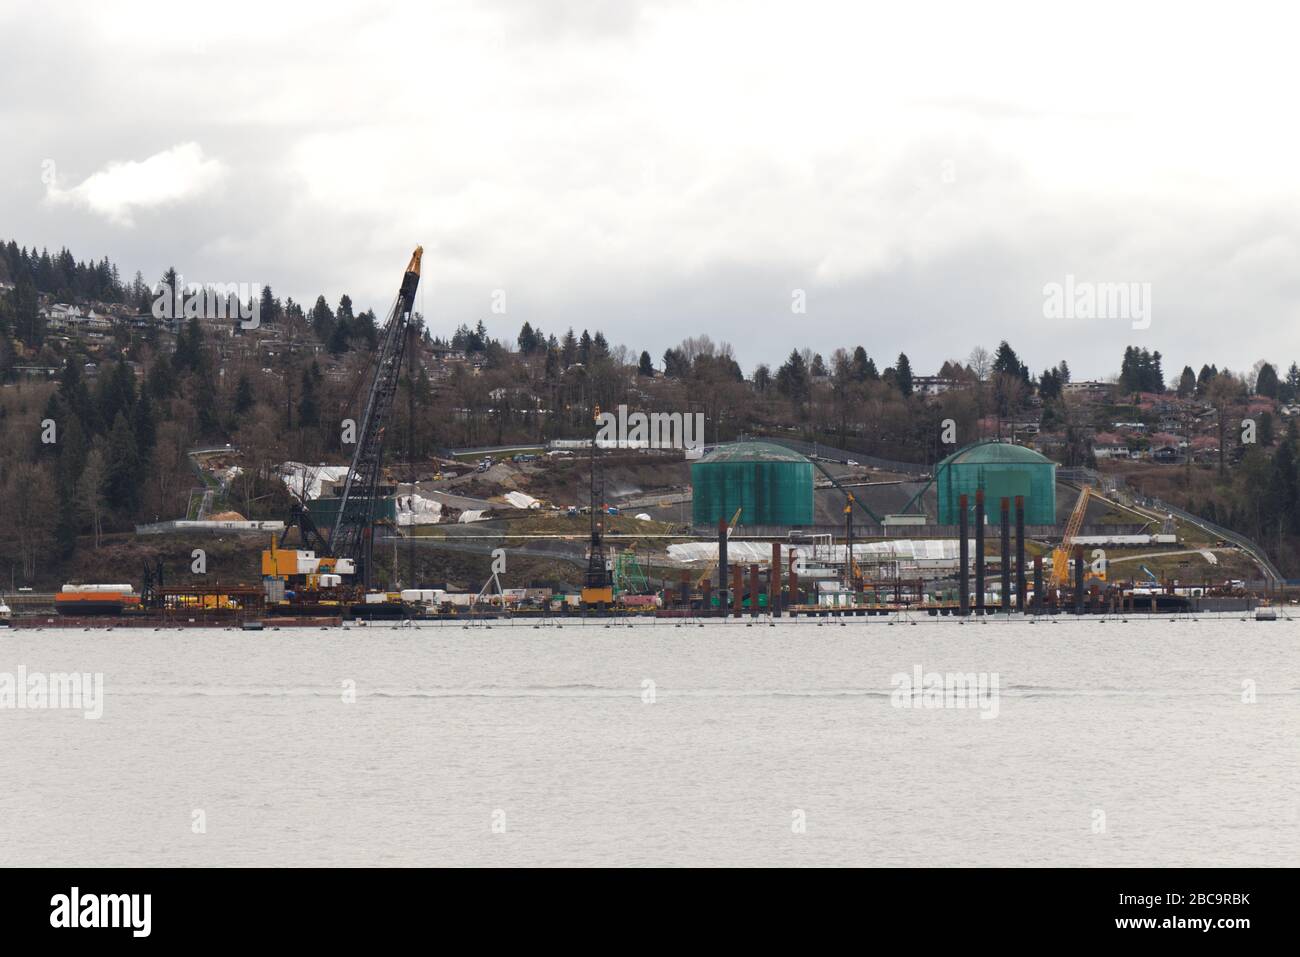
[692,441,814,527]
[935,441,1056,526]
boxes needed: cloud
[44,142,225,225]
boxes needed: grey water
[2,616,1296,867]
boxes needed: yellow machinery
[261,538,355,593]
[694,507,742,588]
[1051,486,1105,586]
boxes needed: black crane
[581,406,613,605]
[328,246,424,589]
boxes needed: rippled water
[2,616,1296,866]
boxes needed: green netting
[307,496,398,529]
[936,446,1056,526]
[692,459,814,526]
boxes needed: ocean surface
[2,616,1296,867]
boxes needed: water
[2,616,1296,866]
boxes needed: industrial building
[691,441,814,527]
[935,440,1056,525]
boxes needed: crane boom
[329,246,423,587]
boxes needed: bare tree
[78,448,108,548]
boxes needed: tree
[1285,362,1300,403]
[298,365,320,433]
[234,373,255,415]
[309,295,335,341]
[991,341,1026,380]
[78,447,108,549]
[637,351,654,377]
[258,285,282,325]
[1255,361,1279,398]
[662,347,688,379]
[775,349,810,406]
[105,412,142,515]
[1177,366,1196,398]
[1039,367,1062,401]
[517,321,539,355]
[1207,373,1243,477]
[328,315,352,355]
[851,346,878,382]
[132,391,156,463]
[895,352,913,397]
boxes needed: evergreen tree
[298,365,320,430]
[517,321,538,355]
[234,373,255,414]
[309,295,335,341]
[105,412,141,515]
[775,349,810,404]
[637,351,654,377]
[1255,361,1280,398]
[132,391,156,462]
[895,352,914,397]
[560,328,578,368]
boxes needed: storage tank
[935,440,1056,526]
[691,441,814,527]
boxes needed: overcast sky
[3,0,1299,381]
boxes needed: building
[1063,380,1112,401]
[691,441,814,527]
[935,440,1057,526]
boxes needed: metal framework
[329,247,423,587]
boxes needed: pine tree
[234,373,255,414]
[132,391,156,462]
[105,412,141,515]
[896,352,914,397]
[561,328,578,368]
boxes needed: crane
[581,405,614,606]
[329,246,424,589]
[1050,484,1091,587]
[694,506,742,588]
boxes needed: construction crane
[694,506,742,587]
[808,458,885,524]
[329,247,423,589]
[581,405,613,606]
[1050,484,1091,586]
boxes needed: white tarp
[458,509,488,523]
[503,491,541,509]
[280,462,350,500]
[666,540,976,565]
[395,494,443,526]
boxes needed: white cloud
[45,142,225,225]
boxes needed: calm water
[2,616,1296,867]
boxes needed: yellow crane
[695,507,742,587]
[1051,485,1102,586]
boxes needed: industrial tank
[691,441,814,527]
[935,440,1056,525]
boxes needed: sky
[3,0,1300,381]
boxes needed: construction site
[4,247,1289,627]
